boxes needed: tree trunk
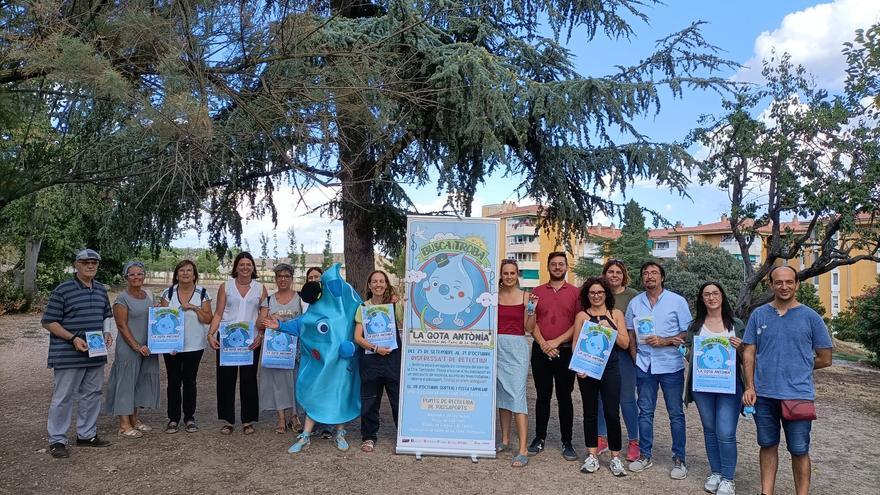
[23,236,42,303]
[338,142,375,290]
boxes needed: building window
[505,252,536,262]
[654,241,670,250]
[687,235,695,244]
[508,235,536,245]
[831,271,839,289]
[520,269,540,280]
[507,216,537,229]
[832,295,840,315]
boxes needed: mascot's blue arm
[276,317,302,337]
[338,340,356,359]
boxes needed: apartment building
[647,214,879,318]
[482,203,582,288]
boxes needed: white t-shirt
[161,284,211,352]
[699,324,735,339]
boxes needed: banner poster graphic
[219,321,255,366]
[569,321,618,380]
[148,307,185,354]
[692,335,736,394]
[261,329,297,369]
[397,216,499,459]
[85,330,107,358]
[362,304,398,353]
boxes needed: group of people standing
[493,252,832,495]
[42,247,831,495]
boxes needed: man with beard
[742,265,832,495]
[525,252,581,461]
[625,261,691,480]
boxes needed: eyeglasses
[275,274,293,279]
[702,291,722,299]
[588,291,606,297]
[78,260,99,266]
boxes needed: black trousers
[531,342,575,444]
[578,357,622,451]
[359,350,401,442]
[164,349,204,423]
[216,349,260,424]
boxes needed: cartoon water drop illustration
[154,313,178,335]
[582,331,609,357]
[87,334,104,349]
[698,343,729,370]
[268,332,290,352]
[223,327,249,348]
[366,312,390,336]
[423,253,474,326]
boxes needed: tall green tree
[299,243,308,280]
[2,1,736,288]
[603,200,653,287]
[691,44,880,318]
[322,230,334,270]
[258,233,270,270]
[663,242,744,308]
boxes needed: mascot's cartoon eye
[317,322,330,334]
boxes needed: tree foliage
[663,242,744,308]
[322,229,334,270]
[830,279,880,365]
[589,200,653,287]
[691,44,880,318]
[795,282,827,321]
[1,0,737,289]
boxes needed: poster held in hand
[261,328,297,369]
[692,335,736,394]
[362,304,398,353]
[569,321,617,379]
[148,307,184,354]
[85,331,107,357]
[219,321,255,366]
[634,316,654,344]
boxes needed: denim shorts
[754,396,813,456]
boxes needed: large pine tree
[1,1,736,286]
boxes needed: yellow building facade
[482,203,581,288]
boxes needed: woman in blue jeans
[596,259,640,461]
[684,282,744,495]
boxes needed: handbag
[781,399,817,421]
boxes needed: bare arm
[742,343,757,406]
[613,309,630,349]
[196,299,213,324]
[814,348,832,370]
[207,284,227,350]
[42,322,88,352]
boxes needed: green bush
[850,283,880,366]
[0,271,27,315]
[831,306,860,342]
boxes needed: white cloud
[735,0,880,89]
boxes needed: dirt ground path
[1,310,878,495]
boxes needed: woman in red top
[496,259,536,467]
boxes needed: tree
[299,243,308,281]
[272,233,279,264]
[258,233,270,271]
[572,258,604,282]
[795,282,827,321]
[287,227,298,264]
[692,45,880,318]
[597,200,653,288]
[2,0,736,289]
[663,242,745,309]
[831,278,880,364]
[322,230,334,270]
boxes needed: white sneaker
[609,456,627,477]
[670,458,688,480]
[716,479,735,495]
[704,473,722,493]
[580,454,600,473]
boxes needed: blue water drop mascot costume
[264,264,363,453]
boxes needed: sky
[173,0,880,253]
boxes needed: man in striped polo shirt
[42,249,114,458]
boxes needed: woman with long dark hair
[353,270,402,453]
[684,282,744,495]
[572,276,630,477]
[158,260,213,434]
[207,251,268,435]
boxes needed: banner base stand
[396,446,496,461]
[471,455,478,463]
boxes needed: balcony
[519,261,540,271]
[505,241,540,253]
